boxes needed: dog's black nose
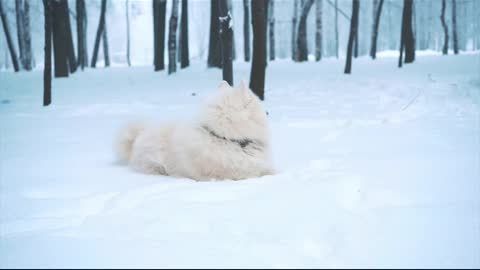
[266,111,269,116]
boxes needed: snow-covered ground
[1,54,479,268]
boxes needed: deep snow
[1,54,479,268]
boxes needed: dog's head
[200,80,269,141]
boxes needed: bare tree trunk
[52,0,69,77]
[43,0,52,106]
[334,0,338,58]
[249,0,267,100]
[180,0,189,68]
[315,0,322,61]
[153,0,166,71]
[0,0,19,71]
[440,0,448,55]
[296,0,314,62]
[228,0,236,61]
[15,0,25,69]
[63,0,77,73]
[268,0,275,61]
[102,22,110,67]
[126,0,131,66]
[208,0,221,68]
[399,0,415,67]
[22,0,32,70]
[91,0,107,67]
[451,0,458,54]
[76,0,88,69]
[344,0,359,74]
[291,0,299,60]
[243,0,250,61]
[353,9,359,58]
[219,0,233,85]
[370,0,384,59]
[167,0,179,74]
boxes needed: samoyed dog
[114,80,274,181]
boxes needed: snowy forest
[1,0,479,268]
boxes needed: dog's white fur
[114,80,274,181]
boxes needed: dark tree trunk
[228,0,236,61]
[291,0,299,61]
[0,0,20,72]
[167,0,179,74]
[91,0,107,68]
[243,0,250,62]
[440,0,448,55]
[63,0,76,73]
[15,0,25,69]
[249,0,267,100]
[354,11,359,58]
[296,0,314,62]
[43,0,52,106]
[52,0,69,77]
[399,0,415,66]
[218,0,233,85]
[76,0,88,70]
[370,0,384,59]
[153,0,166,71]
[208,0,222,68]
[102,21,110,67]
[268,0,275,61]
[180,0,189,68]
[334,0,338,58]
[344,0,359,74]
[22,0,32,70]
[126,0,131,66]
[315,0,322,61]
[451,0,458,54]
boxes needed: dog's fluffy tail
[114,121,145,164]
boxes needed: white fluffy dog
[114,80,274,181]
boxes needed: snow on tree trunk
[218,0,233,85]
[153,0,166,71]
[344,0,359,74]
[249,0,267,100]
[208,0,221,68]
[291,0,299,61]
[167,0,179,74]
[102,20,110,67]
[243,0,250,62]
[126,0,131,66]
[268,0,275,61]
[370,0,384,59]
[0,0,20,72]
[440,0,448,55]
[180,0,189,68]
[91,0,107,68]
[43,0,52,106]
[296,0,314,62]
[451,0,458,54]
[315,0,322,61]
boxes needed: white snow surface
[1,55,480,268]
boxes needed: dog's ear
[218,80,230,91]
